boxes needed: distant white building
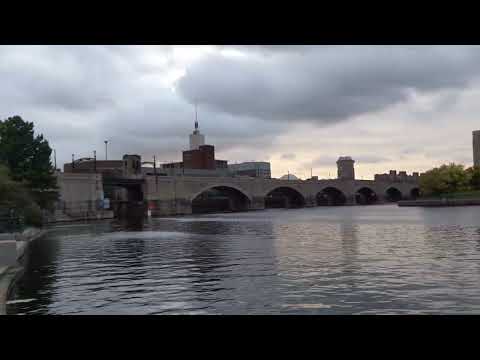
[280,174,299,180]
[229,162,271,178]
[189,119,205,150]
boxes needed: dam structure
[55,121,419,219]
[55,154,420,218]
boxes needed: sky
[1,45,479,179]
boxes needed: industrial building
[64,158,123,176]
[162,121,228,176]
[229,162,271,178]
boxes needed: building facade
[473,130,480,167]
[64,158,123,176]
[374,170,419,183]
[229,162,271,178]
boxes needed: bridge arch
[265,186,306,209]
[355,187,378,205]
[191,185,251,214]
[317,187,347,206]
[385,187,403,202]
[410,187,420,200]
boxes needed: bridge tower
[122,154,142,176]
[337,156,355,180]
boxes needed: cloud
[281,153,296,160]
[356,155,391,164]
[1,45,479,178]
[177,46,480,124]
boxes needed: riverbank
[0,227,46,315]
[0,265,23,315]
[399,198,480,207]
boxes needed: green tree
[0,165,42,228]
[419,163,470,196]
[0,116,58,210]
[466,166,480,190]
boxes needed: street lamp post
[104,140,109,160]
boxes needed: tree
[0,116,58,211]
[466,166,480,191]
[419,163,470,196]
[0,165,42,228]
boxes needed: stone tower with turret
[337,156,355,180]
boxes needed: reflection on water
[7,205,480,314]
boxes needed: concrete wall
[0,240,16,267]
[56,172,103,217]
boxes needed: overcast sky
[1,45,479,179]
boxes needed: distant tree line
[0,116,58,228]
[419,163,480,197]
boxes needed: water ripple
[7,205,480,314]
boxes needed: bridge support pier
[305,196,316,207]
[345,195,356,206]
[250,196,266,211]
[149,199,192,217]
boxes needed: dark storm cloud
[177,46,480,124]
[2,45,479,173]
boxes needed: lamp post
[93,150,97,173]
[104,140,109,160]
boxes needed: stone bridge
[143,176,420,216]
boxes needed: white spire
[189,100,205,150]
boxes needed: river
[6,205,480,314]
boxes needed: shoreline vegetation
[0,116,58,232]
[408,163,480,206]
[418,163,480,200]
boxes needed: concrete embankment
[48,209,114,224]
[399,199,480,207]
[0,227,46,315]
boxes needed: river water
[6,205,480,314]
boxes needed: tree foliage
[420,163,475,197]
[466,166,480,190]
[0,116,58,226]
[0,165,43,227]
[0,116,57,190]
[0,116,58,211]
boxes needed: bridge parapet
[141,175,420,216]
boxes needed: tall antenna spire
[194,100,198,130]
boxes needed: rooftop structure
[229,162,271,178]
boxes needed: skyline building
[189,105,205,150]
[473,130,480,167]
